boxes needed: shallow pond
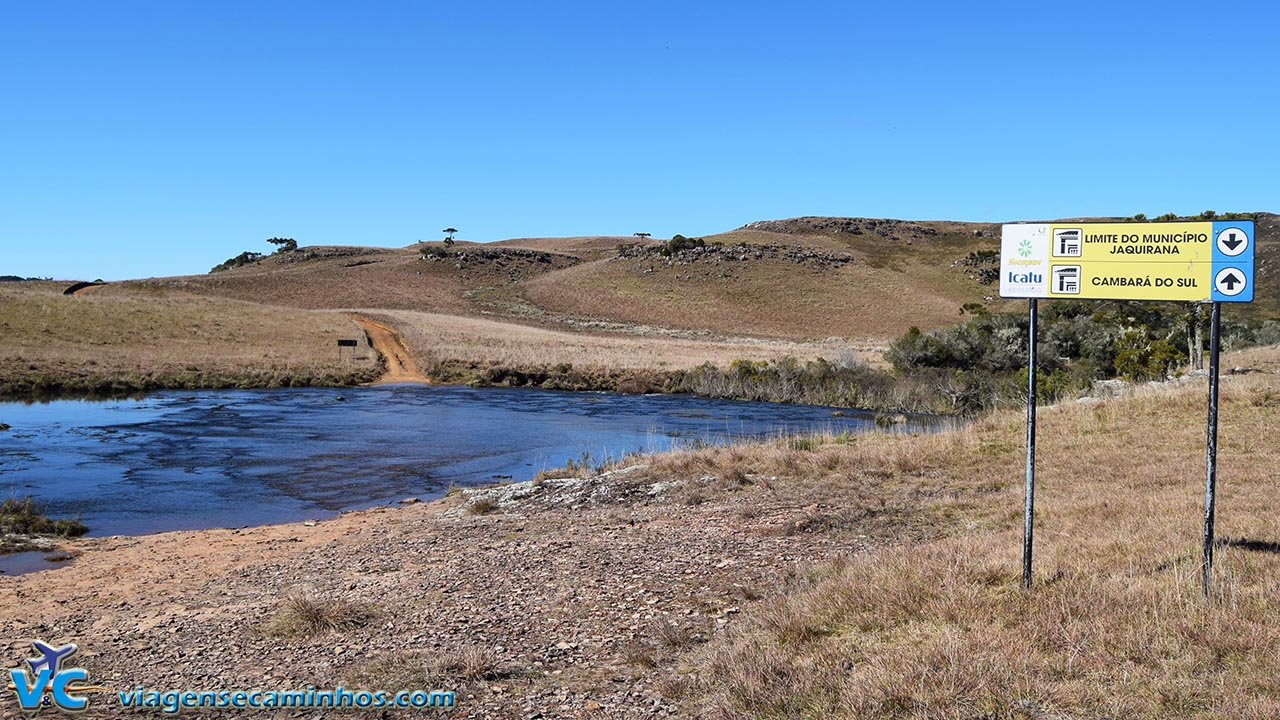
[0,385,943,572]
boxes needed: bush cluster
[677,357,889,409]
[886,301,1280,411]
[0,496,88,539]
[659,235,706,256]
[209,251,263,273]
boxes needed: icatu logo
[7,640,108,713]
[1007,271,1043,284]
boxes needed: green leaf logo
[1018,239,1033,258]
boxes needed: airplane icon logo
[8,639,110,713]
[27,641,79,677]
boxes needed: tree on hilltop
[442,228,458,247]
[267,237,297,252]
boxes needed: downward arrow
[1221,272,1241,290]
[1223,232,1243,251]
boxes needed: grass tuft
[465,497,498,516]
[431,645,503,680]
[267,590,377,637]
[0,496,88,552]
[0,496,88,538]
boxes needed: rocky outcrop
[741,217,940,242]
[615,243,852,271]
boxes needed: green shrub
[659,235,706,256]
[0,496,88,550]
[209,251,263,273]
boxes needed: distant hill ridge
[133,212,1278,343]
[740,216,995,243]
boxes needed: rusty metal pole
[1202,301,1222,598]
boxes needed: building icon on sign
[1052,265,1080,294]
[1053,228,1082,257]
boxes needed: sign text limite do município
[999,221,1255,303]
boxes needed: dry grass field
[513,225,1008,341]
[138,246,477,314]
[141,218,1026,344]
[634,360,1280,718]
[0,282,377,395]
[360,309,884,372]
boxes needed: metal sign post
[1023,298,1038,589]
[337,338,358,362]
[1202,302,1222,597]
[999,220,1254,597]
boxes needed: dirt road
[64,281,107,296]
[348,313,430,384]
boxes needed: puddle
[0,550,73,577]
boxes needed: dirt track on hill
[349,313,429,384]
[66,281,107,296]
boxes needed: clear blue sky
[3,1,1277,280]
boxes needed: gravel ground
[0,468,859,719]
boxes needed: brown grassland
[8,213,1277,399]
[640,369,1280,719]
[361,309,883,373]
[141,220,1025,344]
[0,282,378,396]
[519,228,995,341]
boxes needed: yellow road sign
[1000,221,1254,302]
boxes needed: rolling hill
[8,213,1275,398]
[140,213,1280,343]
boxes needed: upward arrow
[1223,232,1244,251]
[1221,272,1241,290]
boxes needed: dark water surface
[1,385,941,567]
